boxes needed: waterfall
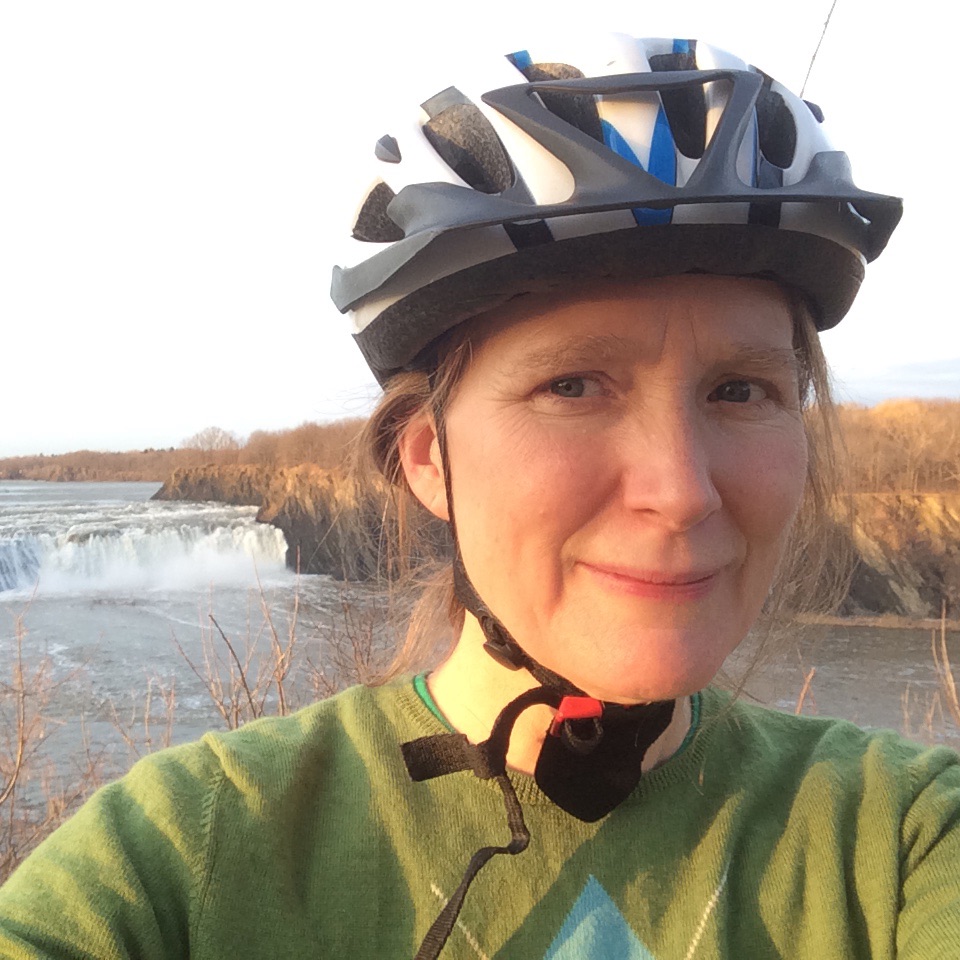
[0,492,289,594]
[0,537,41,592]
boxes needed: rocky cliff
[154,467,960,615]
[154,465,274,509]
[845,493,960,618]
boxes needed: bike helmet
[332,34,901,385]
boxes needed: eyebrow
[502,334,634,376]
[719,342,801,374]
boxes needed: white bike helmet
[331,35,901,385]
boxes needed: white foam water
[0,481,288,595]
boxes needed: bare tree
[181,426,241,452]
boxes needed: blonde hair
[351,289,852,683]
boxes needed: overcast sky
[2,0,956,457]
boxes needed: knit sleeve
[0,740,224,959]
[896,744,960,959]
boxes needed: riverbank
[798,613,960,630]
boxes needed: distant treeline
[0,420,365,482]
[1,400,958,491]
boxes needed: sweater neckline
[401,675,711,809]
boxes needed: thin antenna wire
[800,0,839,97]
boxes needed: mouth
[579,562,721,600]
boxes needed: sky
[2,0,957,457]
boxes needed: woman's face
[419,275,808,703]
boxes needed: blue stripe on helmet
[601,119,641,165]
[648,105,677,186]
[506,49,533,72]
[601,117,673,226]
[673,39,691,55]
[642,108,675,224]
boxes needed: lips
[579,561,721,600]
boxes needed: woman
[1,33,956,960]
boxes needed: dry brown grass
[896,606,960,745]
[929,604,960,729]
[0,609,110,880]
[0,583,391,883]
[108,676,177,761]
[794,667,818,715]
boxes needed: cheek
[466,411,609,505]
[451,416,610,580]
[725,422,808,545]
[516,435,610,512]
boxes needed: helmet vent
[352,180,405,243]
[756,84,797,169]
[375,134,402,163]
[422,93,515,195]
[648,51,707,159]
[516,63,604,144]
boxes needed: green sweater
[0,682,958,959]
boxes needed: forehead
[462,275,797,371]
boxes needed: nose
[619,405,723,532]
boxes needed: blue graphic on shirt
[544,875,657,959]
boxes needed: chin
[545,631,735,704]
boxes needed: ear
[398,409,450,521]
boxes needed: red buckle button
[549,696,603,736]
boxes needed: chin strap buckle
[549,696,604,737]
[480,616,527,670]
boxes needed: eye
[709,380,767,404]
[548,376,602,399]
